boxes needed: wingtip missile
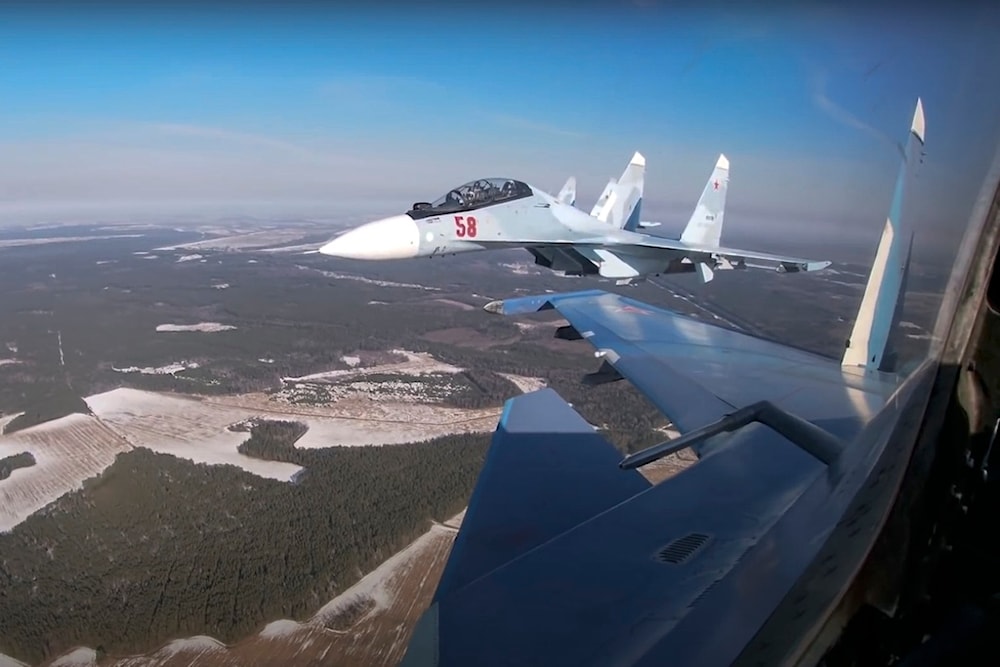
[483,299,505,314]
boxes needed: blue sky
[1,1,999,259]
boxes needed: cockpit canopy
[407,178,533,219]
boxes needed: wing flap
[434,388,651,599]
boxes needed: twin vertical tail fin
[680,153,730,247]
[842,98,925,372]
[557,177,577,206]
[590,151,646,231]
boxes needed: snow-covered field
[0,350,537,532]
[112,361,200,375]
[499,261,544,276]
[283,349,462,383]
[50,647,97,666]
[155,323,237,333]
[204,391,501,449]
[511,317,569,333]
[497,372,547,394]
[0,234,144,249]
[0,652,28,667]
[159,636,225,658]
[294,265,441,292]
[84,389,304,483]
[311,512,462,627]
[0,413,132,531]
[155,230,311,252]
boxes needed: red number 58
[454,215,478,238]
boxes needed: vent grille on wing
[656,533,710,564]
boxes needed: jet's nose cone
[319,214,421,260]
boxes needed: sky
[1,0,999,261]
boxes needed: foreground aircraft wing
[483,288,895,439]
[400,99,929,667]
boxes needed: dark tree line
[3,386,91,435]
[0,425,489,665]
[236,420,309,464]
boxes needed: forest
[0,423,489,664]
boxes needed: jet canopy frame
[407,178,533,219]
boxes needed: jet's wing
[621,234,834,273]
[471,233,831,280]
[484,289,897,441]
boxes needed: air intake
[656,533,710,564]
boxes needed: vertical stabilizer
[591,151,646,230]
[558,177,577,206]
[680,153,730,247]
[842,98,925,371]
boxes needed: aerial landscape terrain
[0,213,947,666]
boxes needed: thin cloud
[317,74,445,100]
[146,123,325,159]
[809,70,898,153]
[489,113,585,138]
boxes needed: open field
[2,342,535,533]
[0,413,132,531]
[204,390,503,449]
[84,388,305,483]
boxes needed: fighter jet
[318,152,832,284]
[399,99,953,667]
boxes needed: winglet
[842,98,925,371]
